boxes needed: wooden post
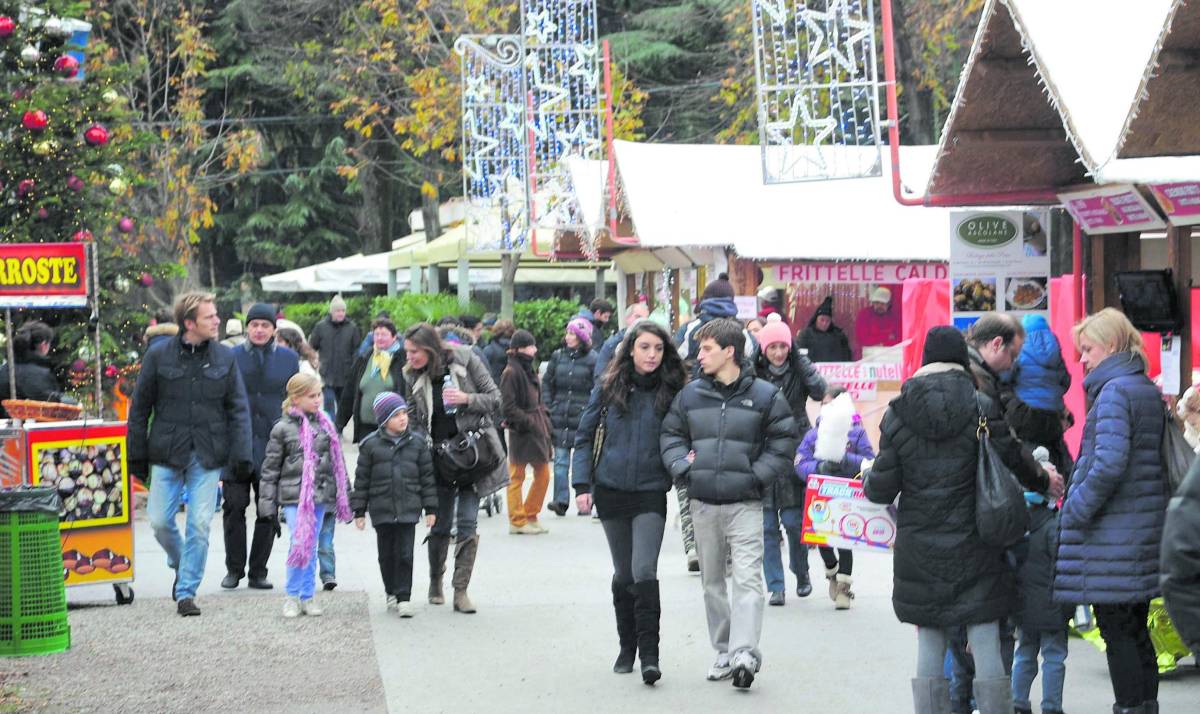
[625,272,638,305]
[1089,233,1141,312]
[642,272,655,311]
[669,268,681,331]
[1168,225,1193,390]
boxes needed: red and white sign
[1059,185,1166,235]
[1148,182,1200,226]
[0,242,89,308]
[772,261,947,285]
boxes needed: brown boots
[452,534,479,614]
[427,534,451,605]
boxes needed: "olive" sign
[956,215,1018,248]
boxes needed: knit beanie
[815,296,834,318]
[566,317,594,346]
[701,273,735,301]
[330,294,347,312]
[922,326,970,370]
[246,303,277,327]
[757,321,793,350]
[372,392,408,425]
[510,329,536,351]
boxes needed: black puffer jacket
[755,349,826,509]
[1013,504,1073,632]
[258,411,341,515]
[350,428,437,525]
[542,346,598,448]
[660,370,797,503]
[483,337,510,385]
[1162,455,1200,652]
[864,363,1016,628]
[0,354,65,418]
[795,324,852,363]
[573,375,672,494]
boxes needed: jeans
[918,622,1005,680]
[375,522,417,600]
[323,387,338,419]
[1094,602,1158,707]
[507,461,550,527]
[221,477,274,580]
[282,504,325,600]
[148,454,222,601]
[431,486,480,540]
[552,446,572,506]
[691,499,765,666]
[763,507,807,593]
[318,511,336,583]
[1012,628,1068,712]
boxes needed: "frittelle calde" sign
[0,243,89,308]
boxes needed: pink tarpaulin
[902,278,951,379]
[1050,276,1085,459]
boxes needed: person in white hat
[854,286,901,357]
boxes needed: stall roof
[1119,0,1200,158]
[610,140,948,261]
[261,260,366,293]
[929,0,1199,195]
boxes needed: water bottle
[443,374,458,416]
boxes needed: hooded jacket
[660,369,797,503]
[795,312,852,363]
[542,345,598,448]
[676,297,739,363]
[1054,353,1166,605]
[1013,314,1070,412]
[863,363,1016,627]
[796,413,874,483]
[1162,456,1200,653]
[350,427,438,525]
[144,323,179,352]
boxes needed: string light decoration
[522,0,601,235]
[750,0,882,183]
[455,35,531,251]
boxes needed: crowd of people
[0,271,1187,709]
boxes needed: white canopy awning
[260,263,364,293]
[261,251,407,293]
[611,141,948,261]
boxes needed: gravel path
[0,591,385,713]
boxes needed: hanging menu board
[1059,185,1166,235]
[950,209,1052,331]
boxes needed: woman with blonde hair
[1054,308,1166,714]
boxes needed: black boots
[632,579,662,685]
[612,578,636,674]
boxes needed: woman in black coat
[572,321,687,685]
[865,326,1033,714]
[542,317,598,516]
[795,296,852,363]
[0,321,67,418]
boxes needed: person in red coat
[854,286,901,358]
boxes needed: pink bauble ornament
[66,175,85,192]
[71,359,87,373]
[139,272,154,287]
[117,217,134,234]
[53,55,79,78]
[17,179,35,197]
[0,16,15,38]
[22,110,48,132]
[36,207,49,220]
[84,124,109,146]
[72,230,93,242]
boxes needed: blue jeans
[318,511,336,583]
[763,507,807,593]
[552,446,572,506]
[1012,628,1068,711]
[431,486,480,539]
[148,454,222,601]
[323,387,337,419]
[283,504,326,599]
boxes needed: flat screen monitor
[1114,270,1181,333]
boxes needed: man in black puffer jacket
[1162,456,1200,654]
[660,318,796,690]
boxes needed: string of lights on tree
[750,0,882,183]
[456,0,601,254]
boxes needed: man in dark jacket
[220,303,299,591]
[579,298,614,341]
[594,302,649,379]
[128,292,252,617]
[309,295,362,417]
[660,318,797,689]
[795,296,852,363]
[754,318,826,603]
[1162,457,1200,654]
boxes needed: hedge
[513,298,583,355]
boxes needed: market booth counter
[0,416,135,605]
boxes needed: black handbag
[433,429,501,488]
[1162,407,1194,496]
[974,394,1030,548]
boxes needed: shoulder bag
[974,393,1030,548]
[1161,407,1194,496]
[433,429,501,489]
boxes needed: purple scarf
[286,408,353,569]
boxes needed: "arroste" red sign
[0,243,89,308]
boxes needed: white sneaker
[282,597,301,618]
[385,595,398,613]
[397,600,415,618]
[706,653,732,681]
[301,598,323,617]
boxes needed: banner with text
[950,210,1052,332]
[0,243,89,308]
[772,261,947,285]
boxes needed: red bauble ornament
[17,179,35,197]
[22,110,48,132]
[84,124,109,146]
[117,217,135,234]
[71,359,87,373]
[35,207,49,220]
[66,175,85,192]
[72,230,93,242]
[104,365,119,379]
[139,272,154,287]
[53,55,80,78]
[0,16,15,38]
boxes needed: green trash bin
[0,488,70,656]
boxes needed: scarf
[285,408,353,568]
[370,340,401,379]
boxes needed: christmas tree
[0,0,161,416]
